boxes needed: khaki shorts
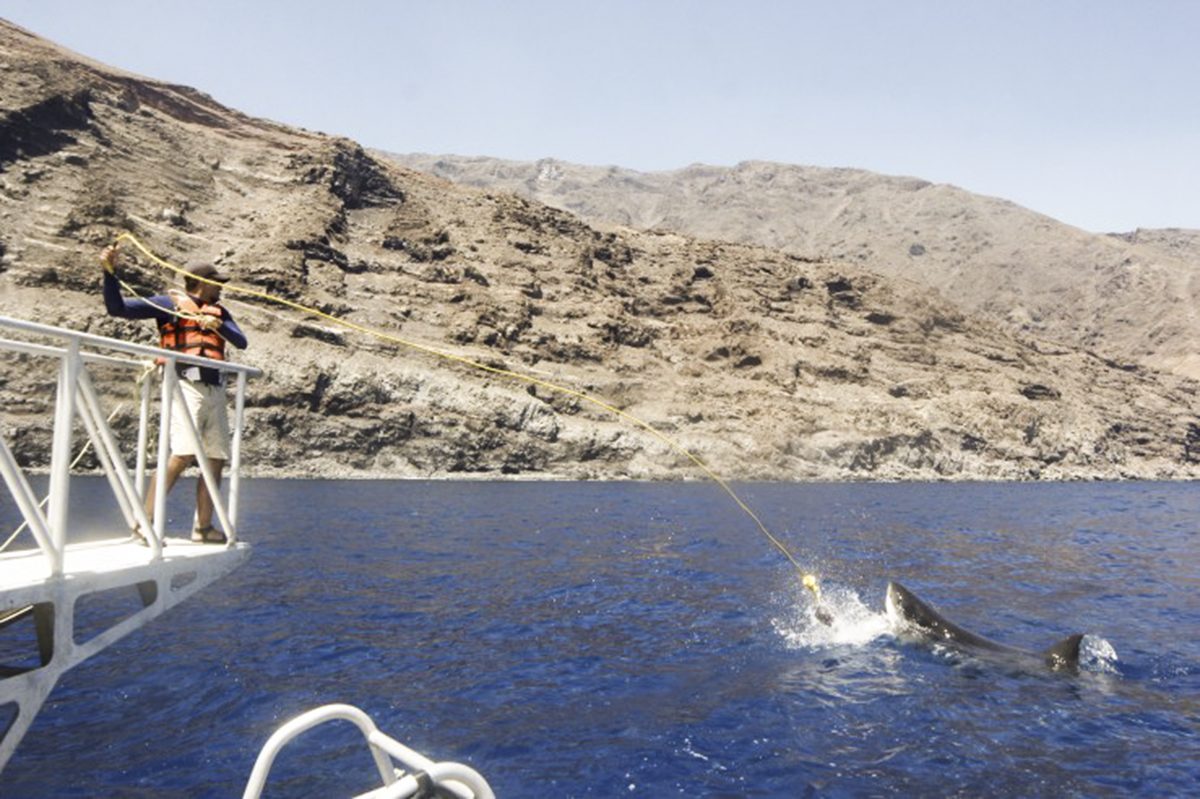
[170,380,232,461]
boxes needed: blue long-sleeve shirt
[103,271,247,384]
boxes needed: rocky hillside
[385,155,1200,381]
[2,20,1199,481]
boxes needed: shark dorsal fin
[1042,633,1084,670]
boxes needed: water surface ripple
[4,480,1197,796]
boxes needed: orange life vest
[157,293,226,362]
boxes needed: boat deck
[0,314,259,772]
[0,536,249,607]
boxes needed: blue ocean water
[3,479,1198,797]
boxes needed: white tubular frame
[0,315,261,565]
[0,315,261,774]
[243,704,494,799]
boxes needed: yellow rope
[111,232,826,604]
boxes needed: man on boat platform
[100,243,248,544]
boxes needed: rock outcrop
[2,20,1198,481]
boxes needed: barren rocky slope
[387,155,1200,381]
[3,20,1199,481]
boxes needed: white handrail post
[136,363,153,499]
[154,357,177,546]
[46,338,81,566]
[229,371,248,534]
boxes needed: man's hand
[100,244,120,273]
[199,316,222,332]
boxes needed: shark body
[885,581,1084,671]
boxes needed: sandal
[191,525,228,544]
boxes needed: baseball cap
[184,262,231,283]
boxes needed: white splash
[776,584,891,649]
[1078,634,1120,674]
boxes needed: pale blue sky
[6,1,1198,232]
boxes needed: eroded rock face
[2,20,1198,482]
[387,154,1200,383]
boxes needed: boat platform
[0,316,260,771]
[0,536,250,764]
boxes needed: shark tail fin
[1042,633,1085,670]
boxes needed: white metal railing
[243,704,494,799]
[0,315,261,570]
